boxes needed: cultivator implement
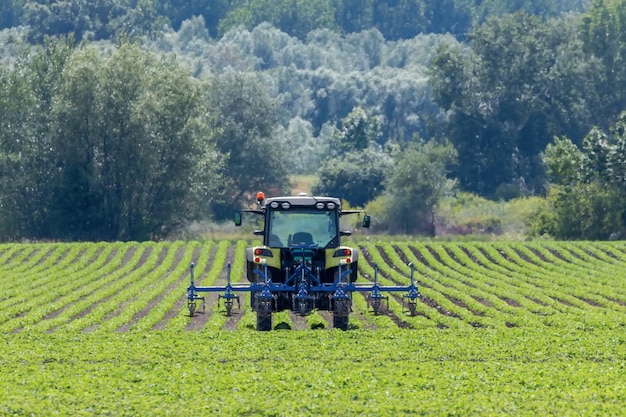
[186,245,421,331]
[187,193,422,330]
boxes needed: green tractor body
[236,194,369,314]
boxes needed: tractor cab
[235,192,369,285]
[264,195,341,248]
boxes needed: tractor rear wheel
[350,261,359,282]
[246,261,255,282]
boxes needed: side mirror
[362,214,371,228]
[234,212,242,226]
[340,231,352,237]
[253,230,264,236]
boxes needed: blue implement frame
[186,245,420,329]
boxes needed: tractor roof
[265,195,341,207]
[244,195,362,216]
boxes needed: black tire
[257,312,272,331]
[316,294,331,311]
[246,261,255,282]
[333,313,349,331]
[350,261,358,282]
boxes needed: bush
[531,184,626,240]
[437,192,549,238]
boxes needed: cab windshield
[267,209,338,248]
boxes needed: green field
[2,240,626,415]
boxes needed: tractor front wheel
[256,312,272,331]
[333,313,349,331]
[332,298,351,330]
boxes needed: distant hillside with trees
[1,0,625,241]
[1,1,586,41]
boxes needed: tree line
[0,38,289,240]
[1,0,584,42]
[1,0,625,241]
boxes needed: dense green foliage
[367,140,457,235]
[3,329,626,415]
[537,114,626,239]
[3,1,626,239]
[313,107,391,207]
[430,13,597,196]
[0,38,222,240]
[1,239,626,414]
[206,72,291,220]
[0,0,585,40]
[580,0,626,123]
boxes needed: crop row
[0,240,625,332]
[358,241,626,330]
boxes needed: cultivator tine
[293,281,315,315]
[402,262,420,316]
[367,263,389,315]
[187,262,205,317]
[218,262,240,316]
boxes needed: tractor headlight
[333,248,351,257]
[254,248,273,264]
[334,248,352,264]
[254,248,273,257]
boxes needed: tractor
[186,192,420,330]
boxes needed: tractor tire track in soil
[286,311,310,330]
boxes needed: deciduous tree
[430,13,596,197]
[0,36,74,239]
[539,113,626,239]
[381,140,457,235]
[207,72,290,219]
[313,107,388,206]
[0,39,222,241]
[580,0,626,128]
